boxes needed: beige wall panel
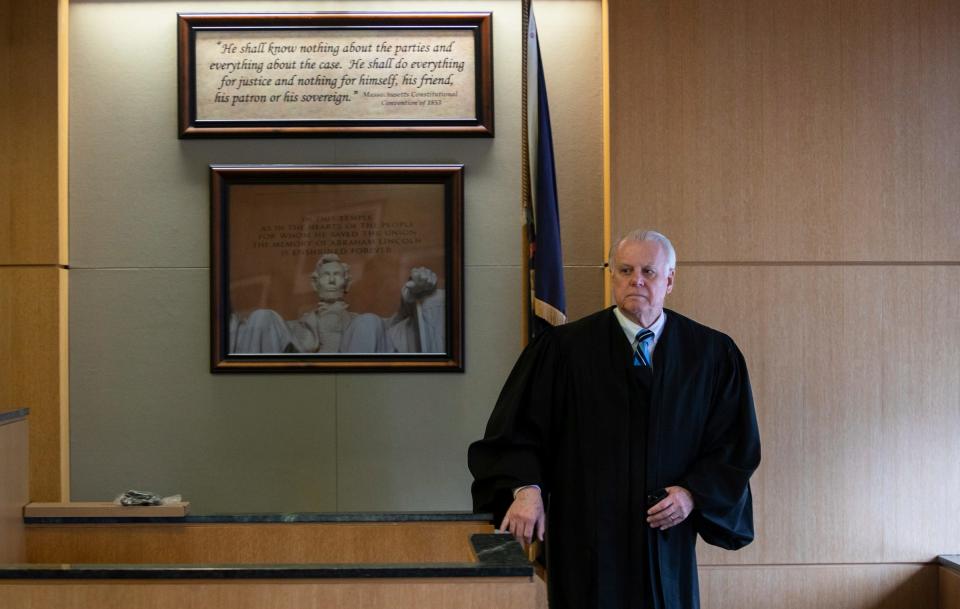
[69,269,340,514]
[26,521,493,565]
[0,577,543,609]
[609,0,960,262]
[667,266,960,565]
[0,418,29,563]
[68,1,532,514]
[0,0,61,265]
[536,0,604,266]
[699,564,937,609]
[942,567,960,609]
[0,268,66,502]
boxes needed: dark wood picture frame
[178,12,493,137]
[211,164,464,373]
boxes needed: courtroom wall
[67,0,603,513]
[608,0,960,608]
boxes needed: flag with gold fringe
[525,3,567,338]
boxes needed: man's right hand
[499,486,546,548]
[401,267,438,303]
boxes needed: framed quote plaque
[210,164,464,373]
[178,13,493,137]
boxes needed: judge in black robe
[468,232,761,609]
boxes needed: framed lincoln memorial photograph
[178,12,494,137]
[210,164,464,372]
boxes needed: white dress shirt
[613,307,667,364]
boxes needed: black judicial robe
[468,307,761,609]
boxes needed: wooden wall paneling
[563,266,604,323]
[0,0,62,265]
[675,266,882,564]
[673,0,764,263]
[942,567,960,609]
[609,0,960,263]
[0,268,68,502]
[880,267,960,561]
[608,0,683,246]
[920,0,960,261]
[26,521,496,565]
[610,0,843,262]
[0,418,29,563]
[838,0,923,262]
[699,564,937,609]
[755,0,844,262]
[0,577,545,609]
[669,266,960,565]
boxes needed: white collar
[613,307,667,350]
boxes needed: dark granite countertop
[25,510,494,525]
[939,555,960,572]
[0,534,532,580]
[0,408,29,426]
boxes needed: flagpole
[601,0,612,308]
[520,0,532,347]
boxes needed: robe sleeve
[681,337,761,550]
[467,331,560,523]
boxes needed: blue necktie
[633,328,654,367]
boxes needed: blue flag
[527,6,567,337]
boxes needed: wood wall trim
[58,0,69,266]
[0,0,68,502]
[0,268,67,502]
[58,268,69,500]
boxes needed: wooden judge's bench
[0,409,546,608]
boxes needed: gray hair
[608,230,677,271]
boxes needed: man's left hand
[646,486,694,530]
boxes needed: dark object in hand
[646,488,668,508]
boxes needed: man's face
[312,261,347,302]
[610,239,675,327]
